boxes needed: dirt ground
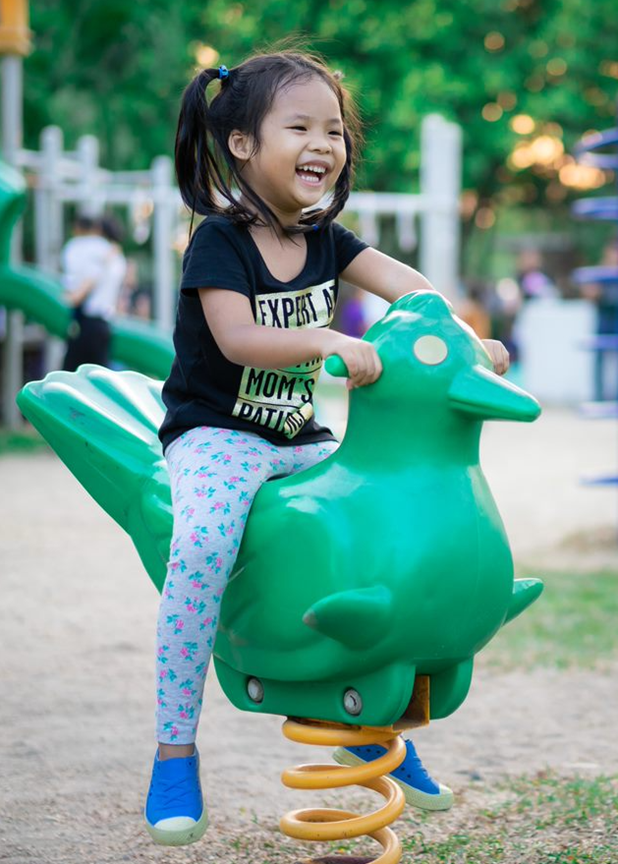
[1,404,617,863]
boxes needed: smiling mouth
[296,164,329,186]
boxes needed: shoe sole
[145,808,209,846]
[332,748,454,812]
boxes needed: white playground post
[419,114,462,302]
[151,155,175,332]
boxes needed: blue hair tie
[312,224,319,231]
[218,65,229,80]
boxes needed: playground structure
[0,112,461,426]
[17,291,542,863]
[571,122,618,488]
[0,161,174,380]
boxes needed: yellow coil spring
[280,718,407,864]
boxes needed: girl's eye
[329,130,343,136]
[290,126,307,131]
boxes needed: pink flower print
[157,689,166,707]
[159,669,168,681]
[177,703,195,720]
[167,614,184,634]
[163,722,178,740]
[190,528,208,547]
[205,552,223,573]
[158,645,169,663]
[180,505,195,522]
[180,641,198,661]
[294,446,303,454]
[179,679,196,697]
[223,476,246,491]
[200,616,213,630]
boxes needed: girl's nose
[309,136,332,153]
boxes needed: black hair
[175,50,360,235]
[73,215,97,233]
[100,214,125,244]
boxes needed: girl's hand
[322,332,382,390]
[482,339,510,376]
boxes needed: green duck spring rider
[18,290,543,864]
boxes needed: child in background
[146,50,509,846]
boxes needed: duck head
[327,290,541,424]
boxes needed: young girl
[145,50,509,846]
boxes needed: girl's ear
[228,130,254,162]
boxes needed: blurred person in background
[456,281,491,340]
[581,238,618,402]
[515,248,558,302]
[62,214,127,370]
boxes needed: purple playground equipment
[571,124,618,487]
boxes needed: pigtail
[175,68,238,221]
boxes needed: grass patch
[482,570,618,670]
[399,774,615,864]
[0,426,48,455]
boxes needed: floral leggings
[156,426,338,744]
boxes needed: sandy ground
[1,403,617,863]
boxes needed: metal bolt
[247,677,264,703]
[343,688,362,716]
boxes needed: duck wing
[17,365,172,591]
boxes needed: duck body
[214,292,542,726]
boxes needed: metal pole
[1,53,24,428]
[419,115,462,301]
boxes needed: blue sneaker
[144,748,208,846]
[333,738,453,811]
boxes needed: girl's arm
[198,288,382,388]
[340,247,434,303]
[340,248,510,375]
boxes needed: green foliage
[24,0,618,271]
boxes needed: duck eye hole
[413,335,448,365]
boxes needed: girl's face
[231,76,348,226]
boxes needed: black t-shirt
[159,214,368,451]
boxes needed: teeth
[298,164,327,174]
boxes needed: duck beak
[448,365,541,422]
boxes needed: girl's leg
[156,427,291,747]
